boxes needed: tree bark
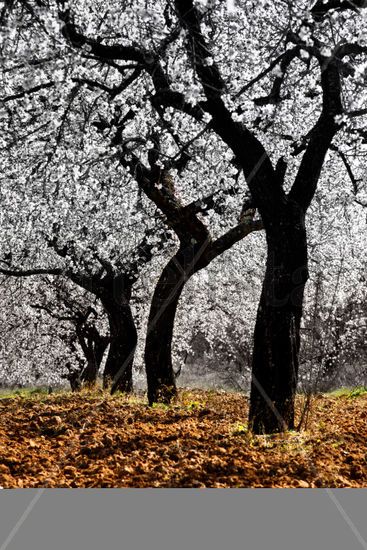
[249,201,309,433]
[145,247,198,405]
[79,331,109,388]
[81,355,99,387]
[144,224,262,406]
[101,280,137,394]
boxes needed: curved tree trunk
[249,204,309,433]
[144,227,258,405]
[101,284,137,394]
[145,248,197,405]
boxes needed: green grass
[1,385,367,403]
[327,386,367,399]
[0,387,59,400]
[231,422,249,435]
[151,402,170,410]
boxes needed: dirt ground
[0,389,366,488]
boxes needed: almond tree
[0,5,173,394]
[0,224,164,392]
[118,138,263,403]
[29,277,109,388]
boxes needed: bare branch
[331,145,367,206]
[253,47,300,106]
[207,220,264,262]
[0,81,55,103]
[311,0,367,20]
[0,266,63,277]
[235,49,298,99]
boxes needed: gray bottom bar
[0,489,367,550]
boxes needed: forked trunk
[80,334,109,388]
[101,281,137,394]
[249,203,308,433]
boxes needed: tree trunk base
[104,371,134,395]
[249,396,295,434]
[148,383,177,406]
[83,380,97,391]
[111,377,133,395]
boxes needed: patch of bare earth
[0,390,366,488]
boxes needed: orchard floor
[0,388,366,488]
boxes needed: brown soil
[0,389,366,488]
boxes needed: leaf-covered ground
[0,389,366,488]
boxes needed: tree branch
[173,0,281,224]
[253,47,301,106]
[0,266,62,277]
[207,219,264,263]
[311,0,367,20]
[235,49,298,98]
[289,58,343,210]
[0,81,55,103]
[331,145,367,206]
[118,146,211,245]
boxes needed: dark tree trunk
[80,333,109,388]
[249,202,309,433]
[101,280,137,394]
[68,372,82,392]
[145,246,199,405]
[81,356,99,387]
[63,362,82,392]
[143,230,255,405]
